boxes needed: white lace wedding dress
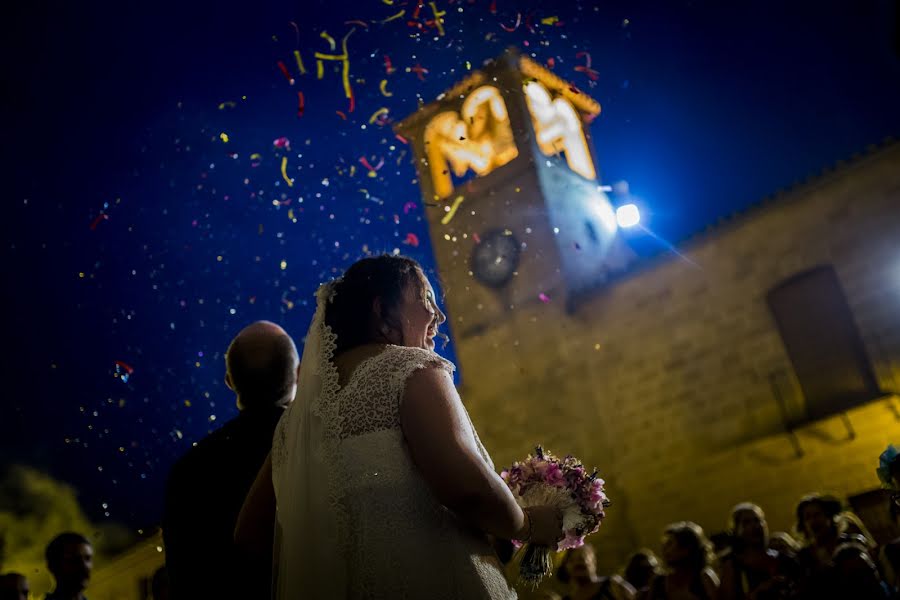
[272,343,517,599]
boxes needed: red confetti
[273,136,291,149]
[344,19,369,28]
[404,232,420,247]
[489,0,497,14]
[412,1,424,19]
[546,57,556,68]
[114,360,134,374]
[395,133,409,144]
[473,232,482,244]
[277,60,294,85]
[384,55,396,74]
[348,90,355,113]
[359,157,376,172]
[574,51,600,81]
[336,110,347,120]
[409,63,429,80]
[89,214,108,230]
[297,91,305,117]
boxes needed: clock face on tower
[470,229,520,289]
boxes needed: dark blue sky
[4,0,899,532]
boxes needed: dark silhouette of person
[0,572,29,600]
[162,321,299,600]
[44,532,92,600]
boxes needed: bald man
[163,321,298,600]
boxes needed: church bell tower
[395,49,631,341]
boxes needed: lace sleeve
[388,346,456,408]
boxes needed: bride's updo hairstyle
[326,254,424,356]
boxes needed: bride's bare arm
[400,366,526,541]
[234,452,275,556]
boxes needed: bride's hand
[519,505,563,547]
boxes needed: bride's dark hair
[326,254,424,356]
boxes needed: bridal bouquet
[500,446,610,586]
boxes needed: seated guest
[163,321,299,600]
[644,522,719,600]
[623,549,661,595]
[44,533,93,600]
[717,503,797,600]
[557,544,635,600]
[0,573,29,600]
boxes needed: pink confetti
[538,293,551,303]
[273,137,291,149]
[402,201,417,214]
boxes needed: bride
[236,255,563,598]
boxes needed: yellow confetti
[541,16,559,25]
[382,0,394,4]
[288,208,296,221]
[314,29,356,101]
[281,156,294,187]
[441,195,464,225]
[379,79,393,97]
[428,2,446,36]
[218,101,236,110]
[293,50,307,75]
[219,132,230,143]
[250,152,262,161]
[465,61,471,71]
[280,260,288,270]
[320,31,336,51]
[369,107,389,124]
[380,9,405,23]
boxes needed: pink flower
[545,463,566,487]
[557,531,584,551]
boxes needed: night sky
[4,0,900,535]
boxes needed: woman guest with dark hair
[644,522,719,600]
[556,544,635,600]
[716,503,797,600]
[793,493,842,598]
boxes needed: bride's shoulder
[380,345,456,376]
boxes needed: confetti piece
[403,201,417,214]
[289,20,301,46]
[404,232,420,247]
[89,214,108,230]
[546,57,556,68]
[541,16,559,25]
[379,79,393,97]
[320,31,336,51]
[114,360,134,383]
[281,156,294,187]
[369,107,389,124]
[336,110,347,120]
[293,50,307,75]
[428,2,446,36]
[297,91,305,117]
[382,0,394,4]
[219,132,230,142]
[538,293,551,303]
[408,63,429,80]
[489,0,497,14]
[473,232,481,244]
[575,51,600,81]
[348,90,355,113]
[395,133,409,144]
[273,137,291,150]
[344,20,369,28]
[277,60,295,85]
[381,10,405,23]
[500,12,521,32]
[218,101,237,110]
[440,195,464,225]
[250,153,262,167]
[384,55,396,74]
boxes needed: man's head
[0,573,29,600]
[732,502,769,548]
[225,321,299,410]
[45,532,92,593]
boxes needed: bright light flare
[616,203,641,228]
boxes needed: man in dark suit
[163,321,298,600]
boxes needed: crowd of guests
[543,494,900,600]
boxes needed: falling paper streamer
[281,157,294,187]
[440,196,464,225]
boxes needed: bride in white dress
[236,255,562,599]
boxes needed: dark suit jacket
[162,405,283,600]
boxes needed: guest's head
[768,531,801,557]
[326,255,446,355]
[731,503,768,549]
[0,573,29,600]
[45,532,92,594]
[623,549,660,591]
[795,493,841,543]
[225,321,299,410]
[557,544,597,584]
[661,522,714,574]
[832,542,886,597]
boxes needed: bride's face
[396,271,446,350]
